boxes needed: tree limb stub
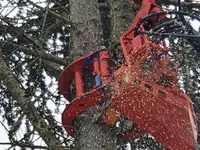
[0,54,65,150]
[41,60,62,79]
[27,0,72,25]
[1,42,68,66]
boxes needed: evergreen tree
[0,0,199,149]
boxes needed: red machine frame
[59,0,198,149]
[59,48,112,135]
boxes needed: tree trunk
[108,0,137,65]
[108,0,136,47]
[69,0,117,149]
[69,0,103,60]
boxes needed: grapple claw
[112,63,197,150]
[59,0,198,149]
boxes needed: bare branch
[0,53,65,150]
[41,60,62,79]
[1,42,68,66]
[41,1,50,39]
[27,0,72,25]
[162,0,200,9]
[0,121,9,133]
[7,130,35,150]
[0,142,48,149]
[0,16,41,48]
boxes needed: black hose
[134,11,200,36]
[134,11,200,53]
[139,30,200,38]
[151,19,183,32]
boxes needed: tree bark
[69,0,117,150]
[69,0,103,61]
[108,0,137,48]
[107,0,137,66]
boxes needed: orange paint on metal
[99,50,111,84]
[74,69,84,96]
[62,90,104,136]
[59,49,112,135]
[103,107,120,126]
